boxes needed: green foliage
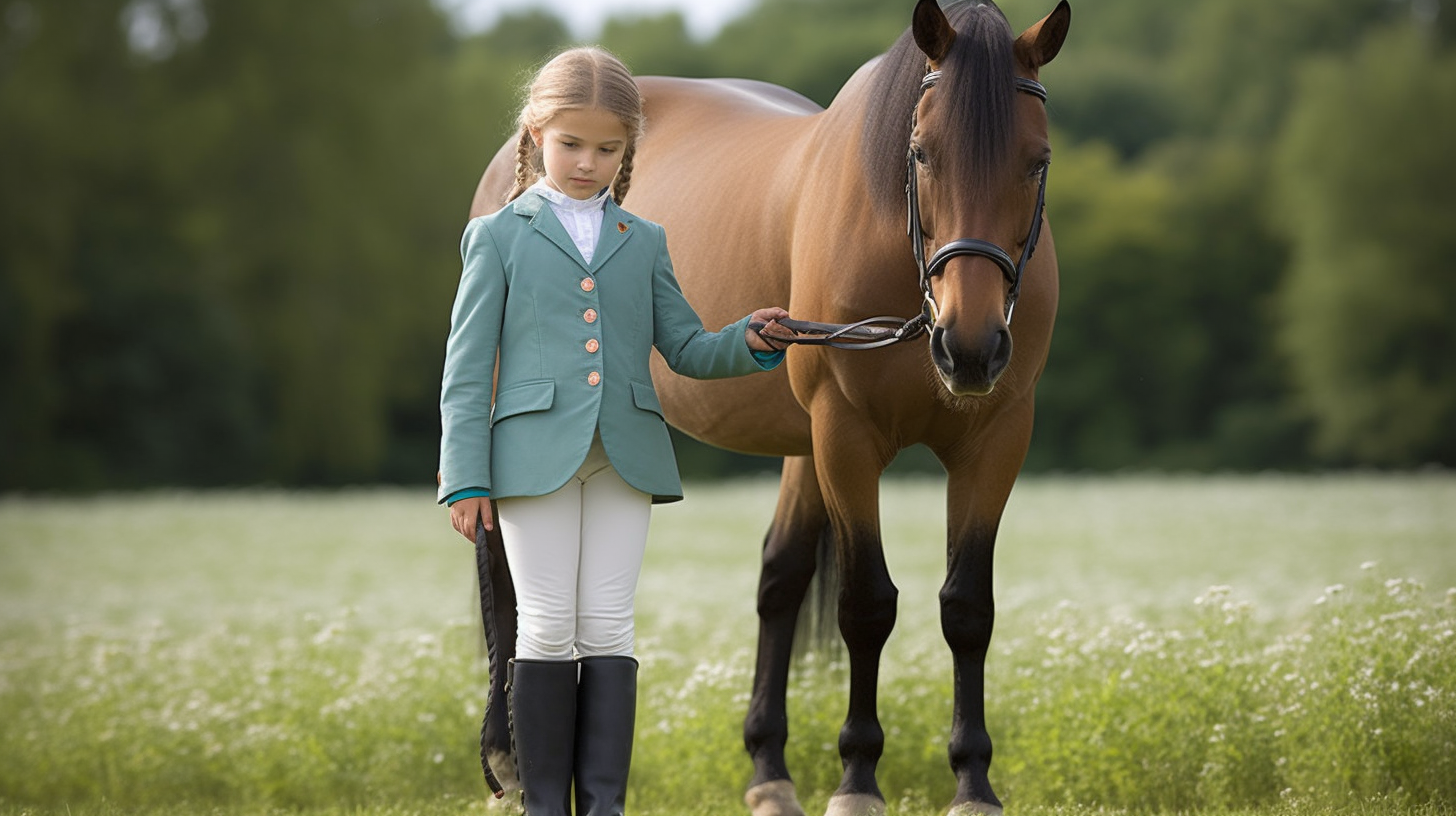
[2,0,1452,488]
[1,481,1453,813]
[601,13,714,78]
[1272,25,1456,466]
[992,577,1456,810]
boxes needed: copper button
[580,277,595,292]
[583,308,598,324]
[585,339,599,353]
[587,371,601,386]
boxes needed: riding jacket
[437,187,780,505]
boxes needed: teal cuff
[751,349,786,370]
[445,487,490,506]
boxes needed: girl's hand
[450,496,494,543]
[746,307,793,352]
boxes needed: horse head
[908,0,1069,396]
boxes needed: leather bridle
[758,68,1050,350]
[908,70,1049,328]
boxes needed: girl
[437,47,790,816]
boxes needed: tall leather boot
[574,656,638,816]
[508,659,578,815]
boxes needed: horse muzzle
[930,322,1012,396]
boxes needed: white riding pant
[496,434,651,661]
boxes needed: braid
[506,127,537,203]
[612,140,637,204]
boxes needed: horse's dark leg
[938,418,1031,816]
[475,509,520,803]
[744,455,828,816]
[814,420,897,816]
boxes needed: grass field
[1,474,1453,816]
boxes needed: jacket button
[587,371,601,386]
[581,278,595,292]
[583,308,598,324]
[585,339,599,353]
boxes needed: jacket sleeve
[438,218,507,504]
[650,225,780,378]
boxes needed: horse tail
[793,521,842,658]
[475,516,516,799]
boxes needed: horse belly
[624,79,817,456]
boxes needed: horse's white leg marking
[746,779,807,816]
[823,793,887,816]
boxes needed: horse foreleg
[940,522,1001,816]
[816,424,897,816]
[745,456,828,816]
[938,418,1031,816]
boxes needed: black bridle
[909,70,1049,328]
[757,69,1050,350]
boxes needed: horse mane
[860,0,1017,213]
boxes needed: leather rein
[755,69,1049,351]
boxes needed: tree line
[1,0,1452,490]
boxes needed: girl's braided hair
[505,47,645,205]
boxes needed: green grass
[1,474,1453,816]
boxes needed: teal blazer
[437,189,778,505]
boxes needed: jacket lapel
[513,191,590,272]
[590,199,635,274]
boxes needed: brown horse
[468,1,1070,813]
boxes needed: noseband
[758,69,1049,350]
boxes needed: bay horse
[466,1,1070,814]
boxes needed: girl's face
[531,107,630,201]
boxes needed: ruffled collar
[531,178,610,213]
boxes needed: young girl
[437,47,790,816]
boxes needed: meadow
[1,474,1453,816]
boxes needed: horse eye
[911,144,929,166]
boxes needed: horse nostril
[930,326,956,373]
[988,327,1013,380]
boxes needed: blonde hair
[507,47,645,205]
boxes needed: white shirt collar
[531,179,610,213]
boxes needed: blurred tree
[601,13,713,78]
[5,0,1448,489]
[710,0,903,106]
[0,0,256,487]
[1169,0,1413,142]
[1029,136,1305,471]
[1048,51,1179,158]
[1273,23,1456,466]
[0,0,479,488]
[476,9,571,62]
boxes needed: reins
[754,68,1049,352]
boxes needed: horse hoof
[824,793,886,816]
[745,779,807,816]
[947,802,1003,816]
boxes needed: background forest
[2,0,1453,490]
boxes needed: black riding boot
[508,659,578,815]
[574,656,638,816]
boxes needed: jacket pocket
[491,379,555,426]
[630,379,665,420]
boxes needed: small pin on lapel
[617,222,628,233]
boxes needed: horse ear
[912,0,955,63]
[1014,0,1071,71]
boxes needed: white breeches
[496,434,651,661]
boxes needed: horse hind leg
[744,455,833,816]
